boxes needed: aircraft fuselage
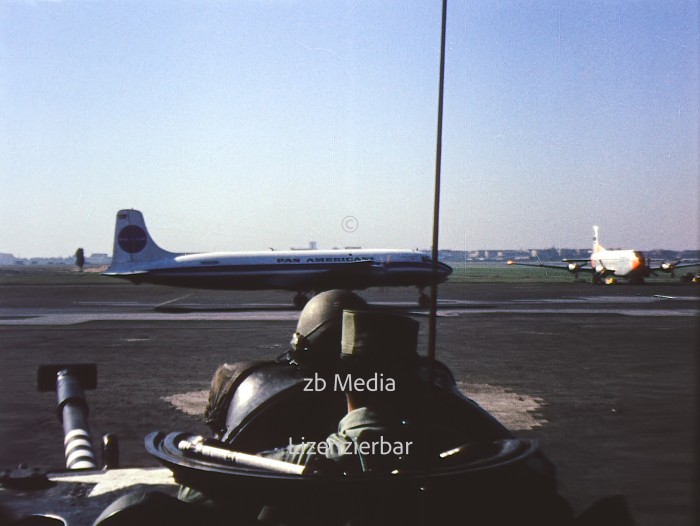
[591,249,650,278]
[103,210,452,298]
[111,249,451,291]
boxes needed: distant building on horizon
[0,253,114,266]
[2,247,698,266]
[86,253,111,265]
[0,253,16,265]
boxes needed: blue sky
[1,0,698,257]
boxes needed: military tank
[0,357,634,526]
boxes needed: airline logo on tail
[118,226,148,254]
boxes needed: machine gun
[0,364,341,525]
[0,364,176,525]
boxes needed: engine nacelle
[567,263,580,273]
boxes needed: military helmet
[340,310,419,373]
[289,290,367,369]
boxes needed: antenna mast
[428,0,447,364]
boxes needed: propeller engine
[661,261,680,278]
[567,263,581,279]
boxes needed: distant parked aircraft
[507,226,698,284]
[104,209,452,306]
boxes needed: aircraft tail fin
[105,210,178,274]
[592,225,604,253]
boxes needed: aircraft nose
[437,262,453,278]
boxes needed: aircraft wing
[102,269,149,276]
[319,260,383,273]
[273,259,379,277]
[649,260,700,273]
[266,260,383,289]
[506,260,591,272]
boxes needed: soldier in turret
[259,310,423,472]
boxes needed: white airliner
[103,209,452,306]
[507,226,698,284]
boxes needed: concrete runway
[0,279,697,525]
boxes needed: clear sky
[1,0,698,258]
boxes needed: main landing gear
[592,274,618,285]
[293,292,310,309]
[418,290,430,308]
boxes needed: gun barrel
[38,364,98,470]
[57,369,97,470]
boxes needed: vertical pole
[428,0,448,365]
[421,2,448,520]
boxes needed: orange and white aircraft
[507,226,698,284]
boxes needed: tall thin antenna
[418,5,448,520]
[428,0,447,364]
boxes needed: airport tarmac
[0,279,697,525]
